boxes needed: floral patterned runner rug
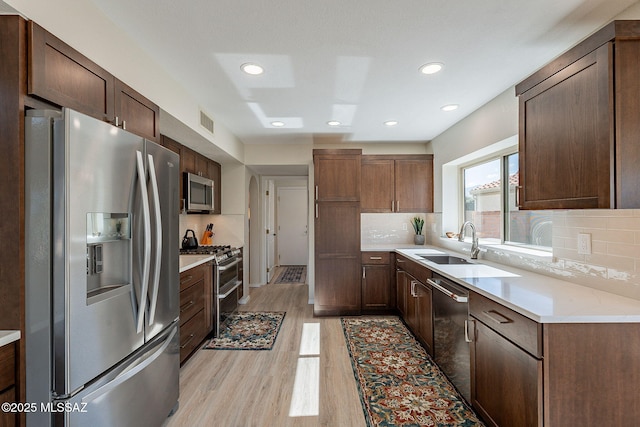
[203,311,286,350]
[341,317,484,427]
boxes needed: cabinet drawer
[361,252,390,265]
[180,309,208,363]
[470,292,542,357]
[180,264,207,291]
[0,343,15,392]
[0,387,16,427]
[180,280,206,326]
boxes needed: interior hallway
[164,276,367,427]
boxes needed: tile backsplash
[179,213,244,248]
[361,213,430,245]
[423,210,640,301]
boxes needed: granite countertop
[393,246,640,324]
[0,330,21,347]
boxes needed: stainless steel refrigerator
[25,108,180,426]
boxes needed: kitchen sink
[419,255,471,264]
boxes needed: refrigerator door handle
[147,154,162,324]
[81,326,177,403]
[135,150,151,333]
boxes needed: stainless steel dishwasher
[427,273,471,403]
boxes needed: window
[462,152,551,250]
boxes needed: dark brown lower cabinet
[361,252,394,313]
[396,265,434,357]
[315,257,361,316]
[471,321,542,427]
[0,342,17,427]
[179,262,212,364]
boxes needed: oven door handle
[218,280,242,299]
[218,258,241,271]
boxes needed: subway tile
[566,216,609,229]
[607,216,640,231]
[607,242,640,258]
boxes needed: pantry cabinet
[313,150,361,316]
[516,20,640,209]
[28,21,160,142]
[361,155,433,213]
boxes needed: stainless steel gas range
[179,245,242,337]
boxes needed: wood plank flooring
[164,275,366,427]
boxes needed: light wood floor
[164,275,367,427]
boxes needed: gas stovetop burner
[179,245,231,255]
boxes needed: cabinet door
[415,282,433,356]
[518,44,612,209]
[396,269,408,317]
[314,152,361,201]
[181,147,198,175]
[314,201,361,315]
[471,320,542,427]
[361,158,394,212]
[405,277,419,333]
[0,387,16,427]
[394,159,434,212]
[362,264,391,310]
[28,21,115,122]
[208,160,222,214]
[114,80,160,142]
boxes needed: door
[277,187,308,266]
[144,141,180,342]
[64,325,179,427]
[55,109,145,395]
[265,180,276,282]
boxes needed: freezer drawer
[60,324,179,427]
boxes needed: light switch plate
[577,233,592,255]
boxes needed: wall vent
[199,110,214,134]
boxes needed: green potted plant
[411,217,425,245]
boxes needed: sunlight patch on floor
[289,322,321,417]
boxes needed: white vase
[414,235,425,245]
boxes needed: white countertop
[0,330,21,347]
[179,254,215,273]
[395,247,640,324]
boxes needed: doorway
[277,187,308,266]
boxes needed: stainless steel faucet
[458,221,480,259]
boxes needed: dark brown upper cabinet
[28,22,159,142]
[516,20,640,209]
[361,155,433,213]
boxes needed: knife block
[201,231,213,245]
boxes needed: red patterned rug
[341,317,484,427]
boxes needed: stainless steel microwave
[184,172,214,212]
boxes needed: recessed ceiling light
[384,120,399,127]
[271,121,285,127]
[441,104,459,112]
[327,121,341,126]
[419,62,443,75]
[241,63,264,75]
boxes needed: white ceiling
[11,0,640,147]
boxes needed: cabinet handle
[482,310,513,324]
[392,201,395,211]
[464,319,474,343]
[369,256,382,260]
[396,201,400,212]
[121,120,126,131]
[362,267,366,279]
[315,203,318,218]
[516,185,522,208]
[180,275,193,285]
[180,333,196,349]
[180,300,195,313]
[397,259,406,263]
[410,281,416,297]
[315,185,318,201]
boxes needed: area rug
[341,317,484,427]
[203,311,286,350]
[273,266,306,284]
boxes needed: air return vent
[199,110,214,134]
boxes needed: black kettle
[181,229,198,250]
